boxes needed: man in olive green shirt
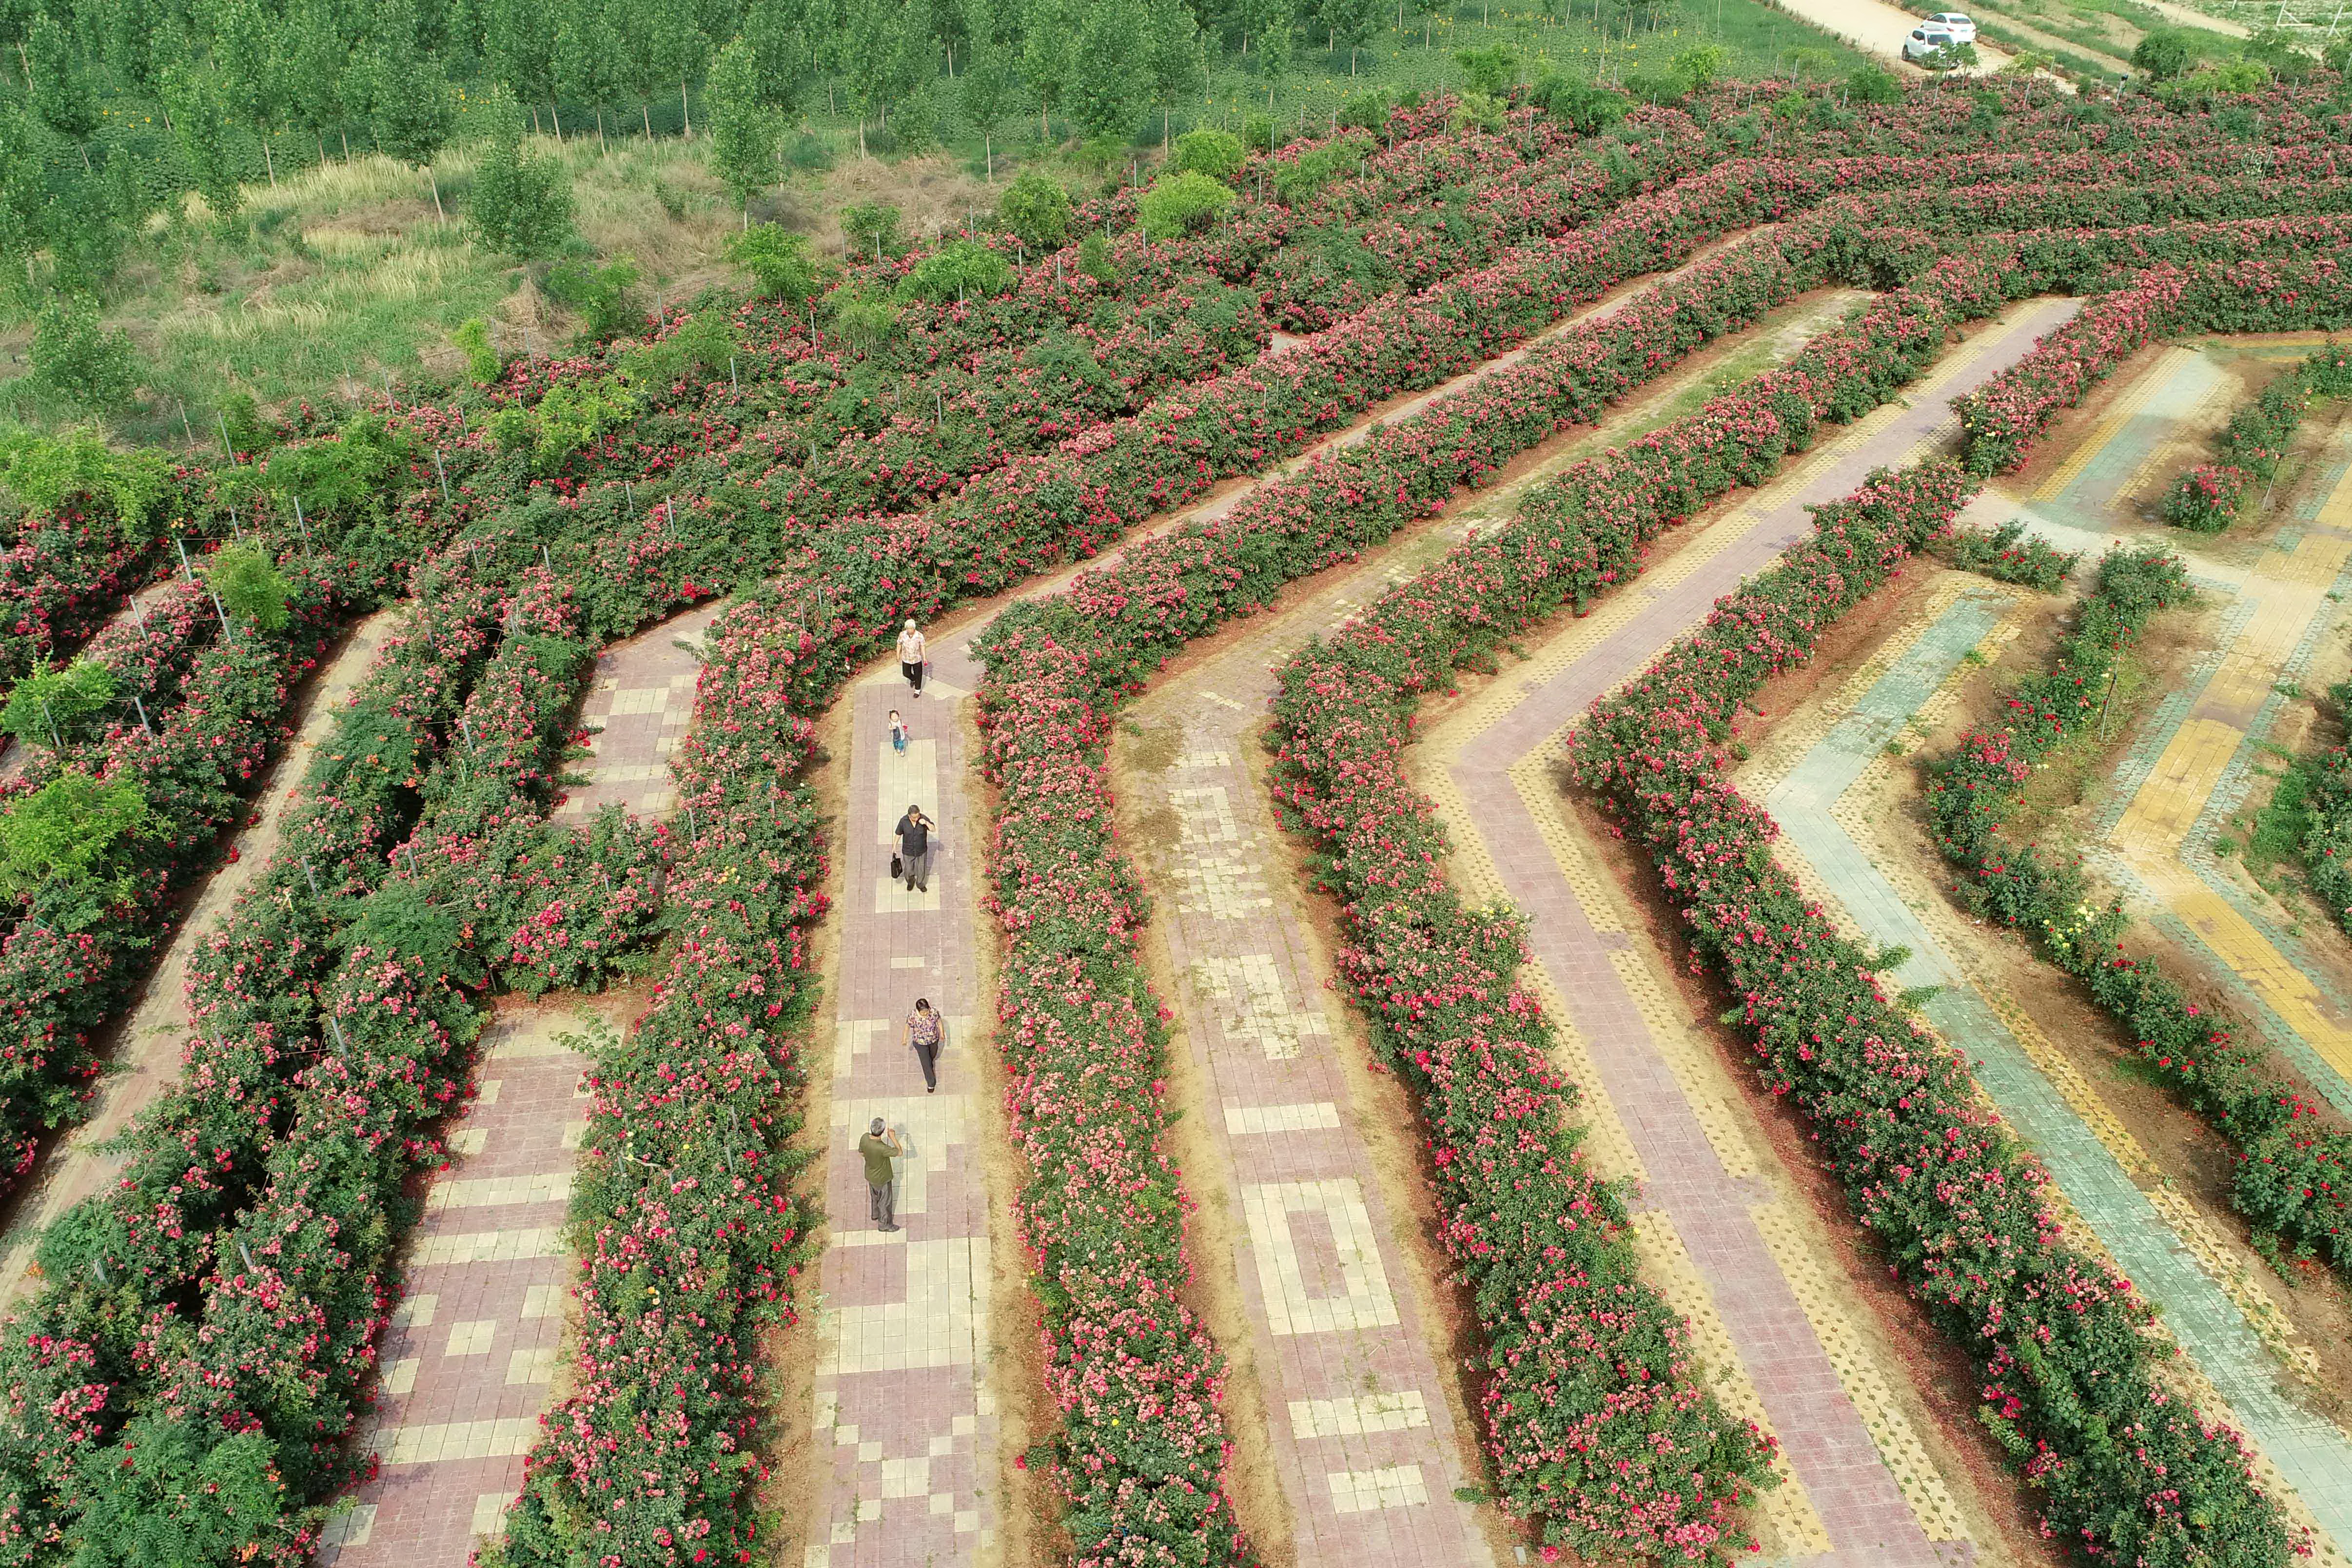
[859,1117,903,1232]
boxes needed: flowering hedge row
[2163,342,2352,530]
[490,591,826,1568]
[1925,541,2352,1279]
[975,626,1254,1567]
[0,580,336,1192]
[1936,517,2080,590]
[1957,240,2352,475]
[5,103,2347,1560]
[2308,686,2352,940]
[1568,458,2297,1568]
[961,215,2071,1557]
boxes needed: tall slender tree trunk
[643,101,652,137]
[552,103,563,140]
[262,140,275,185]
[428,166,445,221]
[339,127,350,160]
[681,79,691,137]
[596,106,606,149]
[984,130,992,180]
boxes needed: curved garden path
[0,605,401,1310]
[318,601,719,1567]
[1418,296,2084,1566]
[1739,571,2352,1563]
[791,237,1781,1568]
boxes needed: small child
[889,709,909,754]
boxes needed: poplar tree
[704,34,778,216]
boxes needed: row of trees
[0,0,1419,299]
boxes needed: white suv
[1904,24,1963,62]
[1925,11,1978,41]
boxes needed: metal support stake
[294,495,312,562]
[541,544,552,572]
[218,409,235,458]
[304,859,320,897]
[327,1015,347,1051]
[208,587,233,639]
[237,1241,257,1274]
[176,537,195,582]
[434,450,451,505]
[228,504,241,542]
[625,481,635,515]
[459,713,473,749]
[403,845,418,876]
[38,696,59,749]
[730,354,739,391]
[133,693,153,736]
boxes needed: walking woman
[906,999,944,1092]
[898,619,927,697]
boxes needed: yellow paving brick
[1625,1210,1834,1559]
[1749,1203,1970,1543]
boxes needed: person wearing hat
[858,1117,903,1232]
[897,618,927,697]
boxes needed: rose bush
[1925,541,2352,1280]
[1569,459,2297,1568]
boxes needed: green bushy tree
[468,90,574,258]
[706,35,780,217]
[29,296,139,418]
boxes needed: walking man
[859,1117,902,1232]
[896,803,936,892]
[907,998,943,1093]
[898,618,927,698]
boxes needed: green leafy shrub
[0,769,148,927]
[205,542,293,630]
[840,199,902,259]
[1529,72,1629,134]
[1169,128,1246,184]
[544,255,644,339]
[997,169,1074,249]
[897,239,1014,303]
[1,658,117,748]
[453,318,502,384]
[1454,42,1520,96]
[725,224,824,304]
[1137,170,1235,239]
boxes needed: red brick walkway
[796,235,1789,1568]
[1438,299,2080,1568]
[320,603,720,1567]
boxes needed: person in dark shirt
[896,804,936,892]
[857,1117,903,1232]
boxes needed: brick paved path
[320,604,719,1567]
[795,236,1770,1568]
[1759,590,2352,1560]
[1124,528,1495,1568]
[0,607,400,1310]
[1429,298,2082,1567]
